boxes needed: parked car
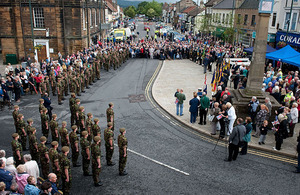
[144,26,150,31]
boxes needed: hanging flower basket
[34,44,44,51]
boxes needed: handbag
[208,114,215,122]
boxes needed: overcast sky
[124,0,208,4]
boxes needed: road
[0,22,299,194]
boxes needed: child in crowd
[259,120,270,145]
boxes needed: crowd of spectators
[0,151,60,195]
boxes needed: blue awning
[244,45,276,54]
[265,45,300,61]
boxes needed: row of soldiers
[35,47,131,106]
[11,97,127,195]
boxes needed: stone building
[0,0,105,64]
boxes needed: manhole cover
[128,94,147,103]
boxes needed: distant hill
[118,0,142,8]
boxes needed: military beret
[75,99,81,103]
[12,133,19,138]
[109,102,114,107]
[40,136,47,142]
[81,131,88,136]
[87,113,92,117]
[42,108,47,112]
[51,141,58,146]
[107,122,113,127]
[94,136,101,142]
[72,125,78,130]
[79,106,84,111]
[71,93,76,96]
[17,114,23,118]
[120,128,126,133]
[61,146,69,153]
[39,99,44,103]
[14,105,19,109]
[27,118,33,123]
[29,127,36,133]
[62,121,67,125]
[52,114,57,118]
[94,118,99,123]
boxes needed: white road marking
[114,144,189,176]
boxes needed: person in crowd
[175,89,186,116]
[24,176,40,195]
[258,120,270,145]
[248,96,259,124]
[189,92,200,124]
[4,157,16,181]
[0,151,6,165]
[15,165,30,194]
[199,92,210,125]
[224,118,246,162]
[39,182,52,195]
[23,154,39,181]
[253,104,269,138]
[265,97,272,116]
[0,182,9,195]
[210,102,221,135]
[219,104,228,138]
[0,159,13,191]
[240,117,252,155]
[47,173,61,195]
[226,102,236,135]
[294,132,300,173]
[9,182,21,195]
[273,114,286,151]
[289,102,298,137]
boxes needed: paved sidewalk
[152,59,299,158]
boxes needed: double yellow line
[145,61,297,165]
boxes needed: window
[251,15,256,26]
[271,13,276,27]
[284,12,291,29]
[33,8,45,28]
[222,13,225,24]
[291,12,297,30]
[244,14,248,25]
[90,9,92,27]
[83,9,86,30]
[237,14,241,24]
[226,14,229,24]
[95,9,97,26]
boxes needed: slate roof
[212,0,234,9]
[189,7,205,16]
[181,6,197,14]
[239,0,259,9]
[205,0,222,7]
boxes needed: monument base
[231,89,281,121]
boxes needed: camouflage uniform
[92,121,101,138]
[85,116,93,143]
[69,96,76,126]
[104,127,114,165]
[60,152,71,195]
[106,107,114,131]
[59,125,69,147]
[41,111,49,139]
[91,137,101,185]
[29,132,39,162]
[11,138,23,166]
[69,128,79,166]
[80,133,90,175]
[50,73,57,96]
[50,118,59,142]
[79,108,86,134]
[57,78,63,104]
[16,119,27,150]
[49,146,61,183]
[118,131,128,174]
[38,141,49,178]
[12,109,19,132]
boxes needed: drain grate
[128,94,147,103]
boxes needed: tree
[124,6,136,18]
[146,8,156,18]
[137,1,148,14]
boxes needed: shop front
[276,31,300,51]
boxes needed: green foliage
[124,6,136,18]
[222,27,235,43]
[137,0,162,18]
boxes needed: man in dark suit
[42,93,52,121]
[225,118,246,162]
[189,92,200,124]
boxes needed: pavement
[152,59,299,158]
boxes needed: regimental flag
[204,73,207,94]
[211,70,217,92]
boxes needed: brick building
[0,0,105,64]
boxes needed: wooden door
[37,45,47,62]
